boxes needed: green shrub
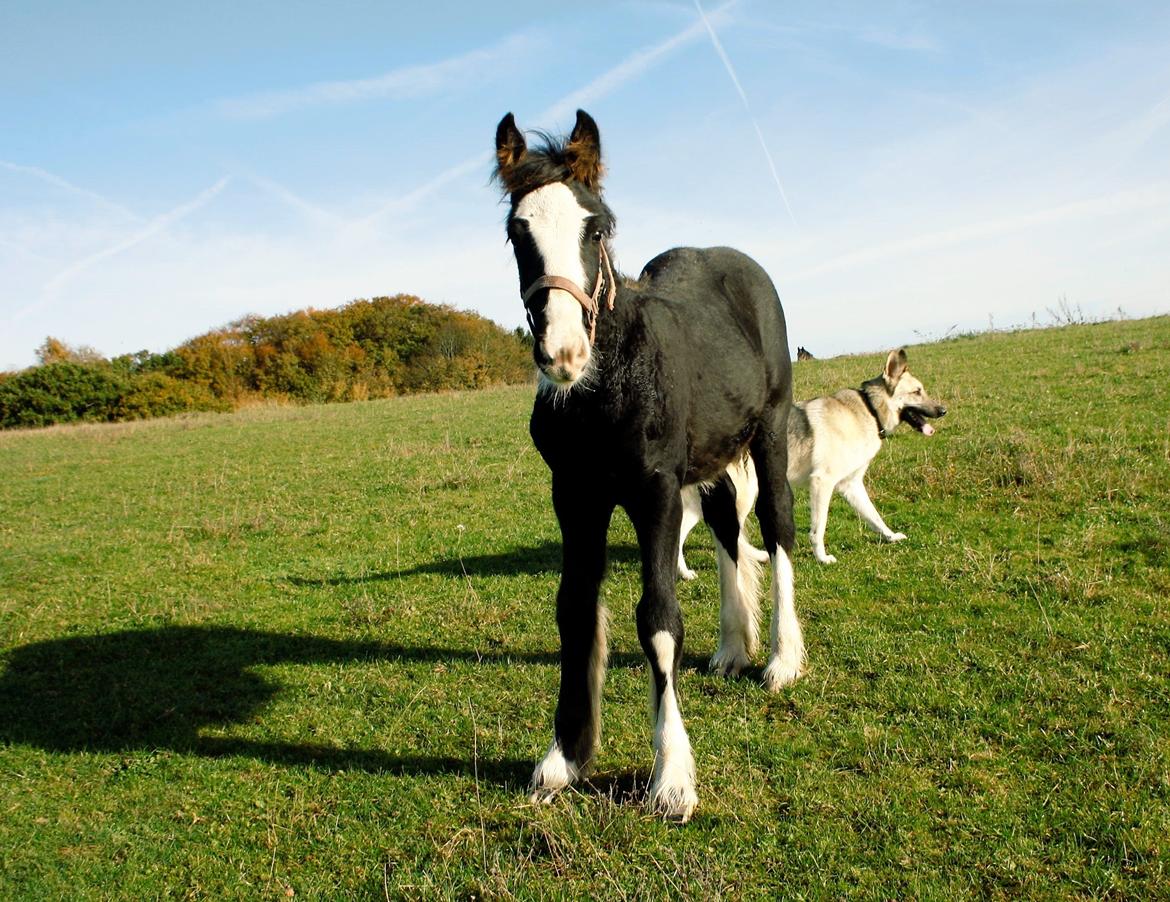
[113,373,230,420]
[0,362,128,428]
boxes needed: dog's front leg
[807,474,837,564]
[839,477,905,543]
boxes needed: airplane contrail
[694,0,798,227]
[357,2,739,229]
[17,177,231,321]
[1,159,141,222]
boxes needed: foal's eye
[591,230,603,243]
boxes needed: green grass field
[2,316,1168,899]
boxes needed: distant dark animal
[495,109,803,822]
[796,346,815,361]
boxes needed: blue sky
[3,0,1169,369]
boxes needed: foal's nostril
[553,341,588,369]
[533,344,553,367]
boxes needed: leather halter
[521,241,617,344]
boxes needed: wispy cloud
[19,177,231,320]
[0,159,140,221]
[788,182,1170,282]
[0,236,51,263]
[212,32,535,120]
[694,0,797,227]
[857,27,941,53]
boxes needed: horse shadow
[0,624,707,788]
[285,540,644,586]
[0,626,543,786]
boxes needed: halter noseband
[521,242,617,344]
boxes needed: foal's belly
[684,426,755,486]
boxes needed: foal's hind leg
[628,472,697,821]
[531,476,614,801]
[702,476,761,677]
[751,417,806,691]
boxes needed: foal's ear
[884,348,908,385]
[495,112,527,187]
[565,109,604,189]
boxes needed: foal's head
[495,109,616,389]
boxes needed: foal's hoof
[648,781,698,823]
[762,654,805,692]
[529,786,560,805]
[709,647,750,678]
[530,743,579,802]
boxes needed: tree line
[0,295,534,429]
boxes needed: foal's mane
[493,130,577,199]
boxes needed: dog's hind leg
[839,475,905,543]
[733,457,771,564]
[702,476,760,677]
[676,486,703,580]
[751,416,806,691]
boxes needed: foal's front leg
[531,477,613,801]
[630,473,698,822]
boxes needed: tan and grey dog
[678,348,946,573]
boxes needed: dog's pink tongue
[922,423,935,436]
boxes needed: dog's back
[786,390,881,488]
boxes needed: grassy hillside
[1,316,1168,899]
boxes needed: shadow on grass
[0,626,704,787]
[286,540,643,584]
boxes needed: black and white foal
[495,110,804,821]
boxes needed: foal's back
[634,246,792,482]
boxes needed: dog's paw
[745,544,771,564]
[886,532,907,543]
[677,565,697,581]
[815,552,837,564]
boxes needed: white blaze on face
[515,182,592,385]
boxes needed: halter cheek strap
[521,242,617,344]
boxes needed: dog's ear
[495,112,527,191]
[565,109,604,189]
[884,348,908,386]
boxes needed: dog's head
[882,349,947,436]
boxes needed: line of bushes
[0,296,534,429]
